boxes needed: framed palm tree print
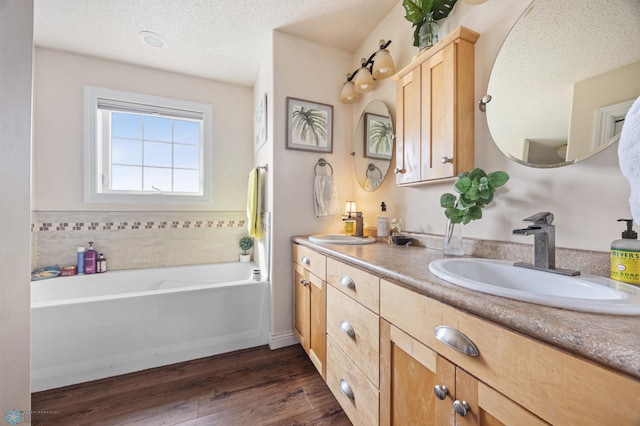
[364,112,393,159]
[286,97,333,153]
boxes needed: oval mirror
[353,100,394,191]
[486,0,640,167]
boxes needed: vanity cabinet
[292,242,640,425]
[380,320,546,426]
[380,279,640,425]
[292,244,327,378]
[325,257,380,425]
[394,26,478,185]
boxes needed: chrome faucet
[512,212,580,276]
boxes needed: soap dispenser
[610,219,640,285]
[377,202,390,238]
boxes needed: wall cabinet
[394,26,479,185]
[292,244,326,378]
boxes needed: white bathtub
[31,262,270,392]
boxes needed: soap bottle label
[610,249,640,285]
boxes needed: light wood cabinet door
[293,253,326,378]
[380,319,455,426]
[395,66,422,185]
[455,368,548,426]
[293,263,310,352]
[394,26,478,186]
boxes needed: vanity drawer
[379,279,640,425]
[326,336,379,426]
[292,244,326,280]
[327,257,379,313]
[326,285,379,386]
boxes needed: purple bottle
[84,241,98,274]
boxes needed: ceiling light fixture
[138,31,167,49]
[340,40,395,103]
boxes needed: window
[84,86,213,204]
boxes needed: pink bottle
[84,241,98,274]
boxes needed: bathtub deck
[31,344,350,426]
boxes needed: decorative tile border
[33,218,245,232]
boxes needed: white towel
[314,175,339,218]
[365,177,382,191]
[618,95,640,224]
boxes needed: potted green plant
[439,168,509,254]
[402,0,459,50]
[239,236,254,263]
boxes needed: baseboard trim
[268,331,299,350]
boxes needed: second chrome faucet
[512,212,580,276]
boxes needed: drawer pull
[433,385,449,401]
[301,255,311,266]
[339,275,355,289]
[339,379,355,400]
[434,326,479,357]
[441,156,453,164]
[339,320,356,338]
[453,400,471,417]
[299,279,309,286]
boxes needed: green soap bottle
[610,219,640,285]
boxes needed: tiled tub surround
[293,236,640,380]
[33,211,249,271]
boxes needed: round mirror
[353,100,394,191]
[486,0,640,167]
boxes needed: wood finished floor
[31,344,351,426]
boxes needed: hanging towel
[314,175,339,218]
[618,95,640,223]
[365,177,382,191]
[247,168,261,238]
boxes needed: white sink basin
[309,234,376,245]
[428,258,640,315]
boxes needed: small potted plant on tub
[239,236,253,263]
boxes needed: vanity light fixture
[345,201,357,217]
[340,40,396,103]
[138,31,168,49]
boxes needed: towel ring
[366,163,383,180]
[315,158,334,176]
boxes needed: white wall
[0,0,32,414]
[349,0,632,252]
[269,31,354,339]
[33,48,254,212]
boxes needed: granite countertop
[292,236,640,380]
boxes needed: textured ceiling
[34,0,399,87]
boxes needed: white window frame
[83,86,213,204]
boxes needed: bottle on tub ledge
[97,253,107,273]
[84,242,98,274]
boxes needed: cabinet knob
[301,255,311,266]
[453,400,471,417]
[339,275,356,289]
[339,379,355,400]
[394,167,405,174]
[434,326,479,357]
[339,320,356,338]
[441,156,453,164]
[433,385,449,401]
[299,278,309,286]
